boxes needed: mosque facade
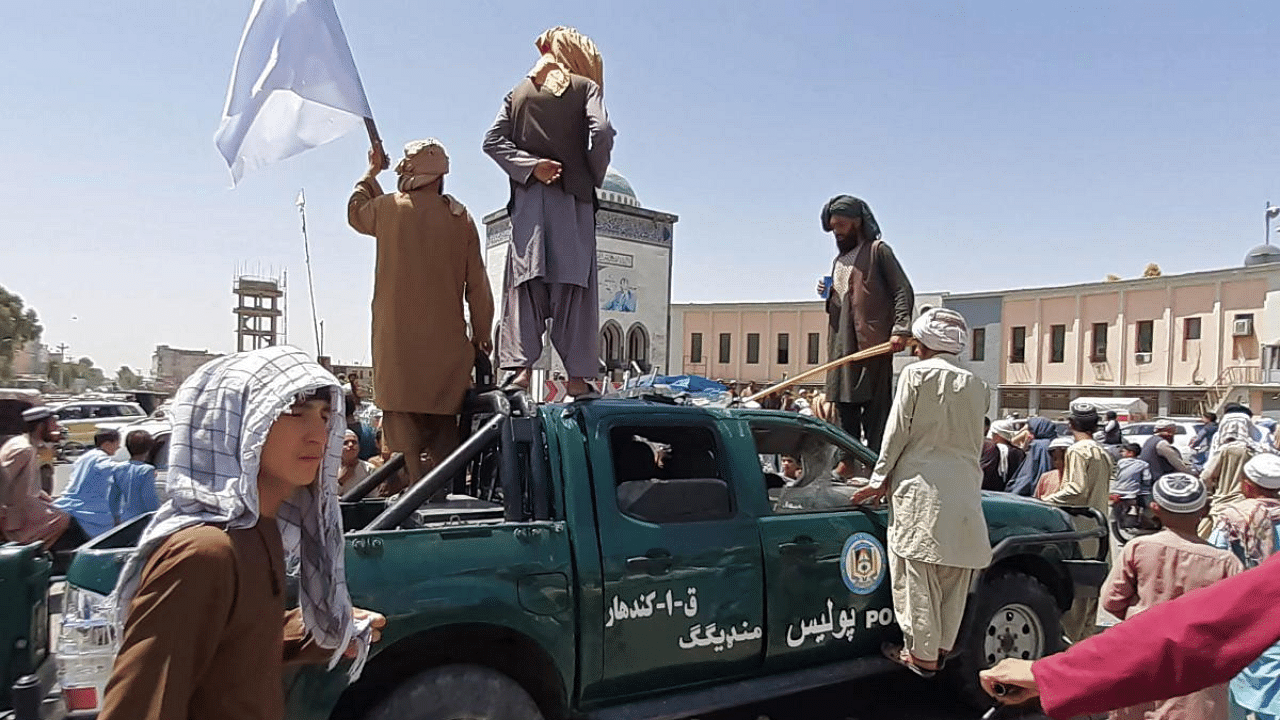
[482,169,678,393]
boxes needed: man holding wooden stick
[819,196,915,452]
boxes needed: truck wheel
[363,664,544,720]
[944,571,1064,708]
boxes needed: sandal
[881,642,936,678]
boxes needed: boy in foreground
[100,346,384,720]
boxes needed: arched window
[626,323,650,372]
[600,321,625,371]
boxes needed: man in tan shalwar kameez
[349,139,494,494]
[1043,402,1115,643]
[853,308,991,677]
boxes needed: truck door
[586,417,766,698]
[748,419,898,672]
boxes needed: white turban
[911,307,968,355]
[1245,454,1280,490]
[990,418,1023,441]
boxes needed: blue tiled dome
[598,168,639,206]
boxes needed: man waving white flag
[215,0,373,184]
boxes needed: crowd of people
[963,404,1280,719]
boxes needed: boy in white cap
[1103,473,1242,720]
[1209,455,1280,720]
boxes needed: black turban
[821,195,881,240]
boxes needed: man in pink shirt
[1101,473,1242,720]
[979,549,1280,718]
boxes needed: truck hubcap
[984,603,1044,665]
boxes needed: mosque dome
[597,167,640,207]
[1245,244,1280,267]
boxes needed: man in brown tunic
[819,195,914,453]
[349,139,494,491]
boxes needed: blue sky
[2,1,1277,373]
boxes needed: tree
[50,356,106,390]
[117,366,141,390]
[0,286,43,380]
[1143,263,1162,278]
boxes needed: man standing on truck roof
[0,406,84,556]
[349,139,494,496]
[99,346,384,720]
[818,195,915,453]
[851,308,990,677]
[483,26,614,400]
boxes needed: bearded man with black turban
[819,195,915,452]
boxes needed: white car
[1121,418,1204,464]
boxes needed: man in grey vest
[484,26,615,399]
[819,196,914,452]
[1140,419,1192,484]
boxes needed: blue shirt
[53,448,120,537]
[109,460,159,526]
[1211,514,1280,716]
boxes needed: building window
[1091,323,1108,362]
[807,333,821,365]
[1049,325,1066,364]
[626,324,650,372]
[1136,320,1154,361]
[746,333,761,364]
[777,333,790,365]
[1010,327,1027,364]
[1185,318,1201,340]
[601,321,624,371]
[689,333,703,364]
[971,327,985,361]
[718,334,731,364]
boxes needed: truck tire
[363,663,545,720]
[944,571,1064,708]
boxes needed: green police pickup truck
[44,392,1107,720]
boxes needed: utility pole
[54,343,69,388]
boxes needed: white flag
[215,0,373,185]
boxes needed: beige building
[668,294,945,386]
[996,263,1280,418]
[151,345,222,390]
[667,256,1280,420]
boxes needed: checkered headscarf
[107,345,369,676]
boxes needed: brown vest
[839,239,895,348]
[508,76,597,207]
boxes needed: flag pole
[364,116,384,155]
[296,189,322,357]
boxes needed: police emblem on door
[841,533,886,594]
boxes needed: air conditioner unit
[1234,317,1255,337]
[1135,352,1153,364]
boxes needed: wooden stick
[363,116,383,151]
[744,341,895,403]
